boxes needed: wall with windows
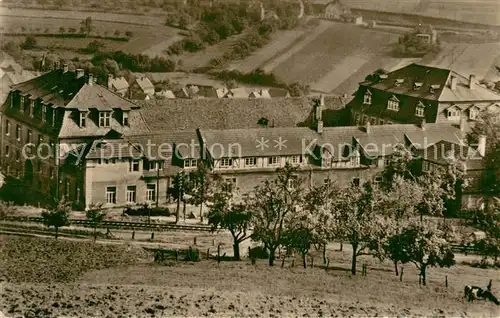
[84,158,171,208]
[349,85,439,125]
[436,102,498,123]
[212,155,308,171]
[0,115,57,194]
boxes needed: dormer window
[42,105,47,122]
[395,79,404,86]
[429,84,440,94]
[122,111,129,126]
[379,74,388,80]
[447,107,461,119]
[29,100,35,117]
[20,96,25,112]
[413,82,423,90]
[415,101,425,117]
[99,111,111,127]
[79,111,87,128]
[469,107,478,120]
[363,90,372,105]
[387,95,400,111]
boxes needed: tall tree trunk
[302,253,307,268]
[420,265,427,286]
[394,261,399,276]
[183,200,187,221]
[323,245,327,264]
[269,248,276,266]
[351,243,358,275]
[175,198,180,223]
[199,202,203,223]
[233,240,240,261]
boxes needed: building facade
[349,63,500,127]
[0,66,492,211]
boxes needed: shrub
[249,246,269,259]
[184,247,200,262]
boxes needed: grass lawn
[0,235,499,317]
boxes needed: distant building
[155,89,176,99]
[107,74,129,97]
[349,63,500,126]
[415,24,438,45]
[129,76,154,100]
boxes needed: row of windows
[106,184,156,204]
[364,92,428,116]
[447,108,478,120]
[217,156,303,168]
[4,120,45,145]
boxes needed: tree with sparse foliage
[85,203,106,241]
[188,162,211,222]
[80,16,93,35]
[168,171,189,223]
[207,184,253,261]
[383,219,456,285]
[41,201,71,239]
[250,163,303,266]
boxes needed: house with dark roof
[349,63,500,127]
[0,65,148,206]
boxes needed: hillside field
[345,0,500,27]
[1,235,499,317]
[0,8,181,57]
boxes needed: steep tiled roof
[439,72,500,102]
[65,83,138,110]
[415,140,483,169]
[109,76,129,91]
[135,77,154,92]
[58,108,150,139]
[10,70,86,108]
[125,130,200,159]
[361,63,500,103]
[135,97,345,131]
[361,64,449,100]
[200,127,321,158]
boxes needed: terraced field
[266,22,399,94]
[345,0,500,26]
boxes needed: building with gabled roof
[0,65,147,206]
[129,76,154,100]
[349,63,500,127]
[107,74,129,97]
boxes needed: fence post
[326,258,330,271]
[151,232,154,240]
[340,242,343,251]
[175,249,178,262]
[217,244,221,264]
[194,236,197,246]
[445,275,448,288]
[132,230,135,240]
[206,248,210,260]
[399,267,404,281]
[310,256,314,268]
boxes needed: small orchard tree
[85,203,106,241]
[80,16,93,35]
[328,181,390,275]
[188,162,211,222]
[41,201,71,239]
[167,170,189,223]
[207,185,252,261]
[385,219,456,285]
[468,204,500,264]
[250,163,303,266]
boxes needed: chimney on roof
[76,68,84,79]
[107,74,113,90]
[320,94,325,107]
[366,121,371,134]
[460,117,467,132]
[469,74,476,90]
[477,135,486,157]
[450,75,457,90]
[420,118,426,130]
[63,63,68,73]
[88,74,93,85]
[317,120,324,134]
